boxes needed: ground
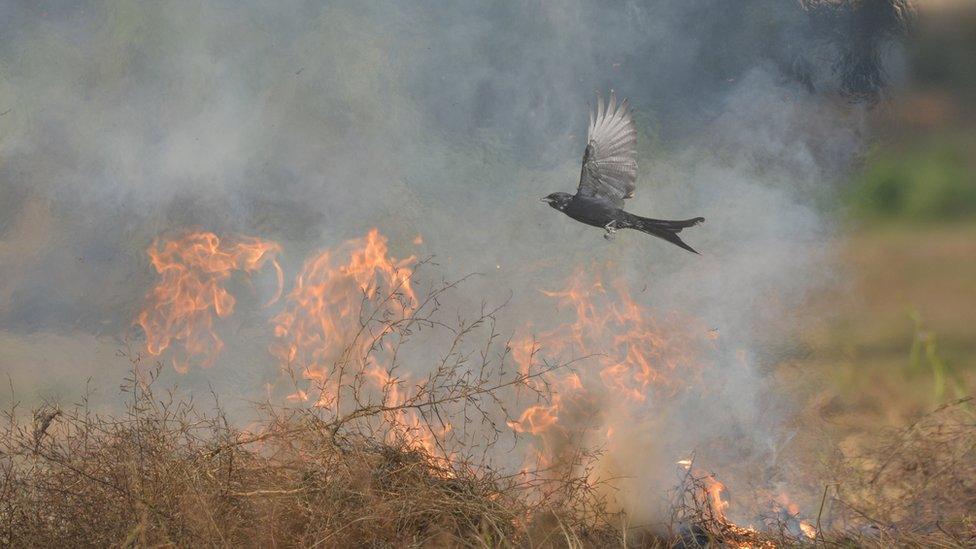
[791,222,975,431]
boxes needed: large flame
[269,229,448,461]
[137,231,282,372]
[270,228,416,404]
[135,229,816,538]
[138,228,448,459]
[507,267,819,545]
[507,265,705,468]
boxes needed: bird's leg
[603,220,618,241]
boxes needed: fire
[704,474,731,519]
[270,228,416,404]
[508,267,816,546]
[771,493,817,540]
[137,231,282,372]
[362,364,455,466]
[138,228,453,464]
[269,229,450,463]
[677,459,817,546]
[507,402,559,434]
[676,460,773,548]
[508,265,706,468]
[135,228,815,541]
[678,459,732,521]
[529,265,701,400]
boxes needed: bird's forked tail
[625,213,705,254]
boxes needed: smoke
[0,0,908,527]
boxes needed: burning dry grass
[1,365,974,547]
[0,364,621,548]
[2,227,974,547]
[660,403,976,549]
[0,229,624,547]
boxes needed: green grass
[846,136,976,222]
[783,223,976,438]
[908,310,971,406]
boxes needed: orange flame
[772,493,818,540]
[135,229,810,539]
[137,232,282,372]
[679,460,816,547]
[704,474,731,520]
[678,459,732,521]
[269,229,450,463]
[508,266,706,469]
[270,228,416,402]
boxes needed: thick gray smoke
[0,0,907,526]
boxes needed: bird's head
[541,192,573,211]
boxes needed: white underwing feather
[578,90,639,207]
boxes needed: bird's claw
[603,221,617,241]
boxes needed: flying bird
[542,91,704,253]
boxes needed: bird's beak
[540,196,553,203]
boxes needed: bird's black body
[562,194,620,228]
[544,192,704,254]
[542,91,704,254]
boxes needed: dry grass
[823,397,976,547]
[2,244,975,547]
[2,373,975,547]
[4,364,973,547]
[3,386,973,547]
[0,269,623,548]
[0,365,625,548]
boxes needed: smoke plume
[0,0,909,527]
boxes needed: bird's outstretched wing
[577,91,637,208]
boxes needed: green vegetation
[909,311,970,407]
[846,137,976,222]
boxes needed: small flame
[772,493,818,540]
[703,474,730,519]
[675,460,791,548]
[137,232,282,372]
[507,401,559,434]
